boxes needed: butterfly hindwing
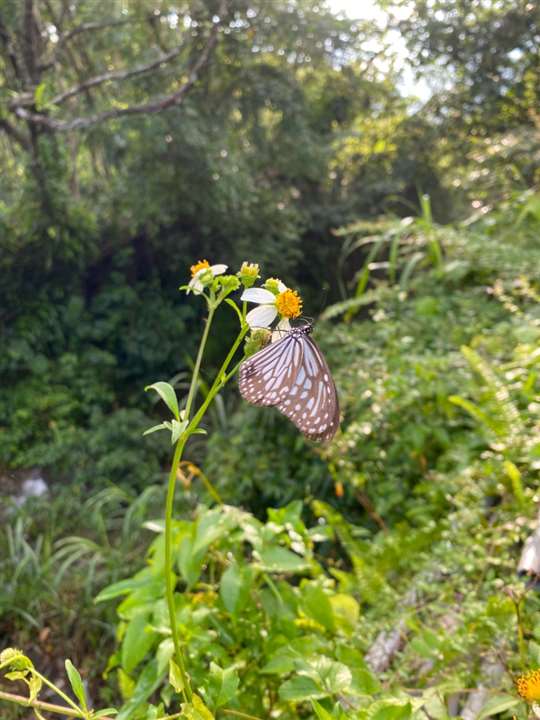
[275,335,339,442]
[239,323,339,442]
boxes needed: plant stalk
[0,690,91,719]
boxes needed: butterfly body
[239,321,339,442]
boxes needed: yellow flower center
[190,259,210,277]
[516,670,540,702]
[275,289,302,318]
[240,261,259,278]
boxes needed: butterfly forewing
[239,334,304,406]
[239,324,339,442]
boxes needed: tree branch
[49,40,189,107]
[11,1,227,133]
[39,13,164,71]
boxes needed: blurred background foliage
[0,0,539,717]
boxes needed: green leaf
[350,668,381,695]
[95,575,154,603]
[169,659,184,694]
[156,639,174,675]
[476,694,521,720]
[93,709,118,718]
[143,423,168,436]
[279,675,325,701]
[145,382,180,420]
[26,673,42,702]
[65,660,87,711]
[34,82,46,109]
[220,562,252,616]
[330,594,360,635]
[371,701,412,720]
[182,694,215,720]
[171,419,188,444]
[261,648,297,675]
[225,298,243,323]
[209,662,239,708]
[308,656,352,695]
[302,583,335,632]
[258,546,309,573]
[121,611,157,674]
[116,660,163,720]
[312,700,334,720]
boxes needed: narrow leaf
[145,382,180,420]
[65,660,87,711]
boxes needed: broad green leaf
[302,583,335,632]
[258,546,309,573]
[220,562,252,616]
[145,382,180,420]
[330,594,360,634]
[65,659,87,711]
[261,648,297,675]
[208,662,240,708]
[476,694,521,720]
[121,611,157,674]
[308,656,352,695]
[312,700,335,720]
[371,701,412,720]
[350,668,381,695]
[116,660,163,720]
[279,675,325,701]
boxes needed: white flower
[188,262,227,294]
[241,285,284,328]
[241,281,303,332]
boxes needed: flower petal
[277,281,287,293]
[188,277,203,294]
[246,304,278,329]
[241,288,276,304]
[210,264,228,276]
[272,317,291,342]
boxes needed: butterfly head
[289,317,313,336]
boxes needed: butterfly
[238,320,339,442]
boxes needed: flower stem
[33,670,83,714]
[0,690,91,719]
[164,309,217,703]
[164,314,248,706]
[185,306,215,420]
[164,434,191,703]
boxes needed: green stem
[164,314,248,705]
[185,306,215,420]
[222,709,264,720]
[33,670,83,715]
[164,308,216,702]
[164,435,191,703]
[0,690,90,719]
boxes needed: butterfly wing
[275,334,339,442]
[239,334,304,407]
